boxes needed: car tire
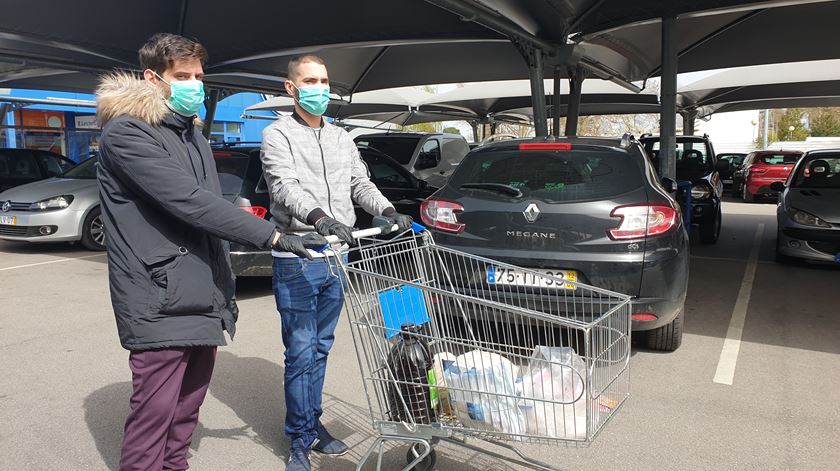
[699,207,721,244]
[645,310,684,351]
[80,207,106,251]
[741,184,754,203]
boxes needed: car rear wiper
[459,182,523,198]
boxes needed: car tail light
[609,204,678,240]
[214,152,233,157]
[632,313,659,321]
[420,197,465,234]
[519,142,572,151]
[240,205,268,218]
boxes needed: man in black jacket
[96,33,324,471]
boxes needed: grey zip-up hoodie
[260,114,394,235]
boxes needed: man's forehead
[294,61,328,80]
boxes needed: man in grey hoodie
[260,55,412,471]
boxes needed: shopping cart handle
[320,221,427,246]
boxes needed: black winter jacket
[96,73,276,350]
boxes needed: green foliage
[776,108,809,141]
[809,108,840,137]
[442,126,461,135]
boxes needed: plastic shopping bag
[443,350,526,435]
[517,346,587,440]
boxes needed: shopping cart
[322,222,632,471]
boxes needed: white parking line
[0,253,107,272]
[713,223,765,385]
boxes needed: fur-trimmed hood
[96,72,203,128]
[96,72,169,126]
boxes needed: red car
[735,150,802,203]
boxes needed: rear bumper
[229,248,272,277]
[631,297,684,331]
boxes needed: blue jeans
[272,256,346,445]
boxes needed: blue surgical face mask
[291,82,330,116]
[156,72,205,117]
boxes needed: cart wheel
[405,444,436,471]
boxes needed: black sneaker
[311,423,349,456]
[287,438,311,471]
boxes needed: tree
[808,108,840,137]
[402,122,442,133]
[442,126,461,135]
[775,108,809,141]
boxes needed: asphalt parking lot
[2,199,839,471]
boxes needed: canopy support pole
[682,109,698,136]
[552,66,562,136]
[659,15,678,181]
[202,88,221,140]
[565,66,585,136]
[470,121,479,143]
[522,46,548,137]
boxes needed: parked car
[640,134,727,244]
[213,144,438,277]
[732,150,802,202]
[717,152,747,187]
[421,137,689,351]
[354,132,470,187]
[0,155,104,250]
[0,148,76,192]
[773,150,840,264]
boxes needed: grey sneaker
[311,423,349,456]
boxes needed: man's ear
[284,80,296,98]
[143,69,159,84]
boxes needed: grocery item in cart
[444,350,526,435]
[517,346,587,440]
[428,352,456,415]
[386,324,434,424]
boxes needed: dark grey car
[773,149,840,264]
[420,137,690,351]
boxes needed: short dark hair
[287,54,326,81]
[139,33,208,75]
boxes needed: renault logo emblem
[1,201,10,212]
[523,203,540,223]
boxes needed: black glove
[380,208,413,234]
[314,216,356,246]
[270,230,327,259]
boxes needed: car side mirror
[715,159,731,172]
[770,181,786,192]
[661,177,678,193]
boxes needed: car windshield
[213,153,251,195]
[0,150,40,180]
[758,153,801,165]
[60,156,98,179]
[791,155,840,189]
[643,139,711,178]
[449,148,644,203]
[355,137,421,165]
[719,154,745,166]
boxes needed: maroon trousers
[119,346,216,471]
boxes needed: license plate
[722,179,733,184]
[487,266,577,290]
[0,215,15,225]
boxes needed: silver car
[774,149,840,264]
[0,156,104,250]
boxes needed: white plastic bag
[516,346,587,440]
[443,350,526,435]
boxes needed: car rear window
[449,149,644,202]
[0,150,42,180]
[355,137,420,164]
[791,155,840,189]
[758,153,801,165]
[213,153,251,195]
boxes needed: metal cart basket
[324,225,631,471]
